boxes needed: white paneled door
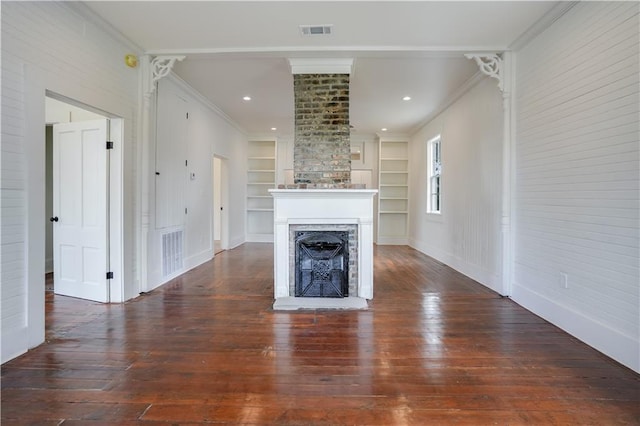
[53,119,109,302]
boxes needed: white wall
[512,2,639,372]
[146,76,247,290]
[1,2,140,363]
[408,77,504,291]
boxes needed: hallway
[2,244,638,424]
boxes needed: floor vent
[162,230,183,277]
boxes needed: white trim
[64,2,144,55]
[411,71,485,134]
[425,134,442,215]
[410,238,501,295]
[509,2,579,51]
[229,235,245,249]
[377,237,409,245]
[146,46,517,56]
[376,133,410,141]
[288,58,353,74]
[246,234,275,243]
[1,327,28,363]
[24,64,46,352]
[166,73,247,135]
[512,282,640,373]
[184,250,214,272]
[108,118,125,303]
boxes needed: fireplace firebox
[295,231,349,298]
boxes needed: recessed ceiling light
[381,128,388,132]
[271,127,277,131]
[402,96,411,101]
[243,96,251,101]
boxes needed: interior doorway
[212,155,229,255]
[45,94,123,303]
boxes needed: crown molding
[410,70,485,136]
[376,133,411,141]
[64,2,144,55]
[509,1,579,51]
[145,45,513,56]
[166,73,247,136]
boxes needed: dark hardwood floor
[2,244,639,425]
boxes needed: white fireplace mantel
[269,189,378,309]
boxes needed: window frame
[426,135,442,215]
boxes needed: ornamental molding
[145,55,186,97]
[464,53,504,92]
[151,55,186,84]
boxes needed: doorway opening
[45,94,123,303]
[212,155,229,255]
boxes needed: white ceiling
[85,1,560,137]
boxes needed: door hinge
[186,112,189,119]
[106,141,114,149]
[106,271,114,280]
[185,207,188,214]
[185,160,188,167]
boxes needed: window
[427,135,441,214]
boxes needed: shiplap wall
[409,77,503,291]
[1,2,139,363]
[513,2,639,372]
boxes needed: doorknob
[49,216,59,222]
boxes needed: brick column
[293,74,351,184]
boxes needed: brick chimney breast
[293,73,351,185]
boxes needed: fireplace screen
[295,231,349,298]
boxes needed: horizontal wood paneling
[1,1,139,362]
[513,1,639,372]
[409,78,503,292]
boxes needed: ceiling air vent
[299,25,333,36]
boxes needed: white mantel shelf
[269,188,378,310]
[270,188,378,197]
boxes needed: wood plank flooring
[2,244,639,425]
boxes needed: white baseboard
[184,250,213,271]
[376,236,409,245]
[409,238,501,294]
[229,236,245,249]
[2,326,28,364]
[246,234,274,243]
[512,282,639,373]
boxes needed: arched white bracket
[465,53,504,92]
[146,55,186,96]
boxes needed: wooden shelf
[378,140,409,245]
[247,140,276,241]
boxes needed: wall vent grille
[162,230,183,277]
[299,25,332,36]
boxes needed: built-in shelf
[247,140,276,242]
[378,139,409,245]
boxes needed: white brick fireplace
[269,188,377,310]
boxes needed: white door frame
[212,155,229,252]
[45,92,125,302]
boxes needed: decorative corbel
[145,55,186,97]
[464,53,504,92]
